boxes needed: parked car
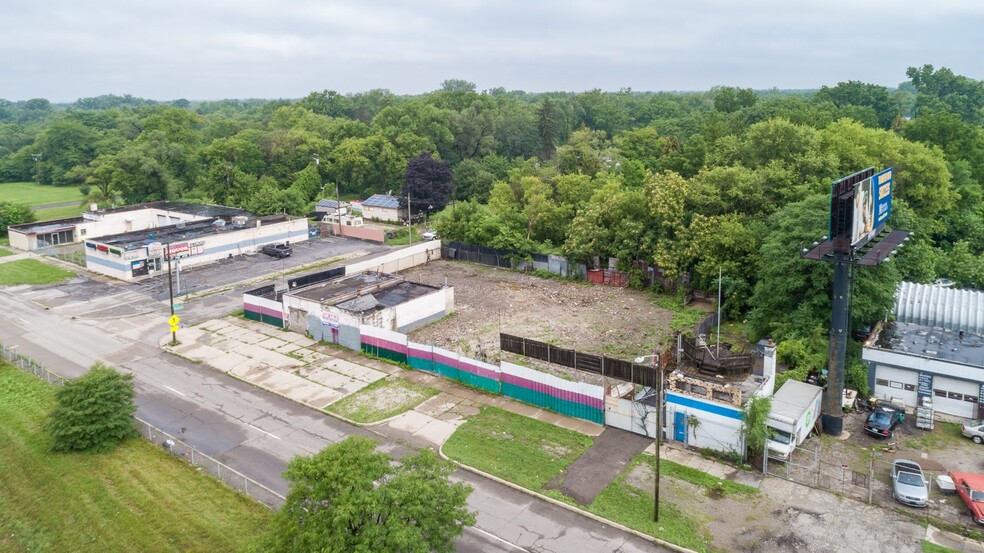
[421,230,438,241]
[891,459,929,508]
[951,472,984,524]
[863,401,904,438]
[962,421,984,444]
[261,243,292,258]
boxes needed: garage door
[874,366,918,407]
[932,376,979,419]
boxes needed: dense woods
[2,65,983,385]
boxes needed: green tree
[0,201,36,235]
[254,436,474,553]
[451,159,495,203]
[712,86,757,114]
[814,81,896,128]
[537,97,560,160]
[46,363,137,453]
[741,396,772,461]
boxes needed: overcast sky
[3,0,982,102]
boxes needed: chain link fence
[0,341,285,509]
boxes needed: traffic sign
[172,304,184,311]
[169,325,179,333]
[168,315,180,326]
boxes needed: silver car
[892,459,929,508]
[962,422,984,444]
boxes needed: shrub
[46,363,138,453]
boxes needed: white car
[892,459,929,508]
[962,421,984,444]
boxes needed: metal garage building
[864,282,984,419]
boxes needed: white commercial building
[864,282,984,419]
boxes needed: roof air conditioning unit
[232,215,248,226]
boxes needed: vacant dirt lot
[400,260,675,365]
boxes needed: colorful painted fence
[362,326,603,424]
[360,325,408,365]
[243,286,284,328]
[500,362,605,424]
[407,343,500,393]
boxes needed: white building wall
[665,391,744,455]
[345,241,441,275]
[85,218,309,281]
[7,229,30,250]
[872,365,919,407]
[362,205,401,222]
[391,288,453,333]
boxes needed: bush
[46,363,138,453]
[0,201,36,236]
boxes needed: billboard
[850,168,893,247]
[873,168,893,227]
[850,174,875,246]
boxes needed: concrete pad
[535,411,565,425]
[281,334,318,347]
[305,369,355,389]
[573,421,605,437]
[274,342,302,354]
[236,330,270,345]
[339,380,370,395]
[499,402,542,419]
[452,404,481,417]
[320,359,387,383]
[436,411,465,422]
[256,337,289,350]
[414,418,461,446]
[415,395,459,418]
[199,319,231,332]
[211,351,253,373]
[384,411,434,434]
[241,345,300,369]
[174,344,228,364]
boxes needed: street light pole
[635,352,662,522]
[166,243,176,344]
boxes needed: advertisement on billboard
[850,175,875,246]
[873,167,893,227]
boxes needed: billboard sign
[850,174,875,246]
[873,167,893,228]
[164,242,189,260]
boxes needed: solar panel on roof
[364,195,401,208]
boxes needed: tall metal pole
[716,266,722,355]
[166,243,176,344]
[407,192,412,246]
[823,247,850,435]
[653,353,662,523]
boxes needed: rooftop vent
[232,215,248,226]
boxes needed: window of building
[934,389,946,398]
[965,395,978,403]
[876,378,889,387]
[712,389,732,403]
[903,383,915,392]
[948,391,963,400]
[890,381,903,389]
[690,384,708,397]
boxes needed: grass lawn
[658,456,759,497]
[0,247,12,257]
[651,293,708,332]
[0,363,272,553]
[903,421,967,451]
[0,182,83,207]
[443,406,594,491]
[923,541,960,553]
[33,202,84,221]
[326,376,438,423]
[0,259,76,285]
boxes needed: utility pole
[167,243,177,344]
[635,352,663,522]
[407,191,412,246]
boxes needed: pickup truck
[261,243,292,258]
[892,459,928,508]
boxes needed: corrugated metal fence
[499,333,660,388]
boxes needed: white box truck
[766,380,823,460]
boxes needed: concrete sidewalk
[163,316,604,448]
[161,316,984,553]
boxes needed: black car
[864,402,905,438]
[261,243,292,258]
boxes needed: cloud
[1,0,981,101]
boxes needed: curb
[438,443,700,553]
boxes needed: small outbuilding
[360,194,405,223]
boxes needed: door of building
[674,411,687,442]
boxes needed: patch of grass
[0,182,84,206]
[923,540,961,553]
[0,259,75,285]
[657,456,758,497]
[443,406,593,491]
[651,293,707,331]
[326,377,439,423]
[33,202,84,221]
[384,225,419,246]
[588,456,713,552]
[903,421,966,451]
[0,363,271,553]
[0,247,13,257]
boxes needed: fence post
[218,460,222,479]
[191,449,195,465]
[868,452,874,504]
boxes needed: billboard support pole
[823,245,851,436]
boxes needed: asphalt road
[0,256,668,553]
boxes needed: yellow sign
[170,325,180,333]
[168,315,180,326]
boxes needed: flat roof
[9,201,250,236]
[91,214,292,251]
[286,271,440,313]
[873,322,984,368]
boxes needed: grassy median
[326,376,439,423]
[0,258,76,285]
[0,363,272,552]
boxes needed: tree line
[2,65,983,390]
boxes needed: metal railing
[0,341,285,509]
